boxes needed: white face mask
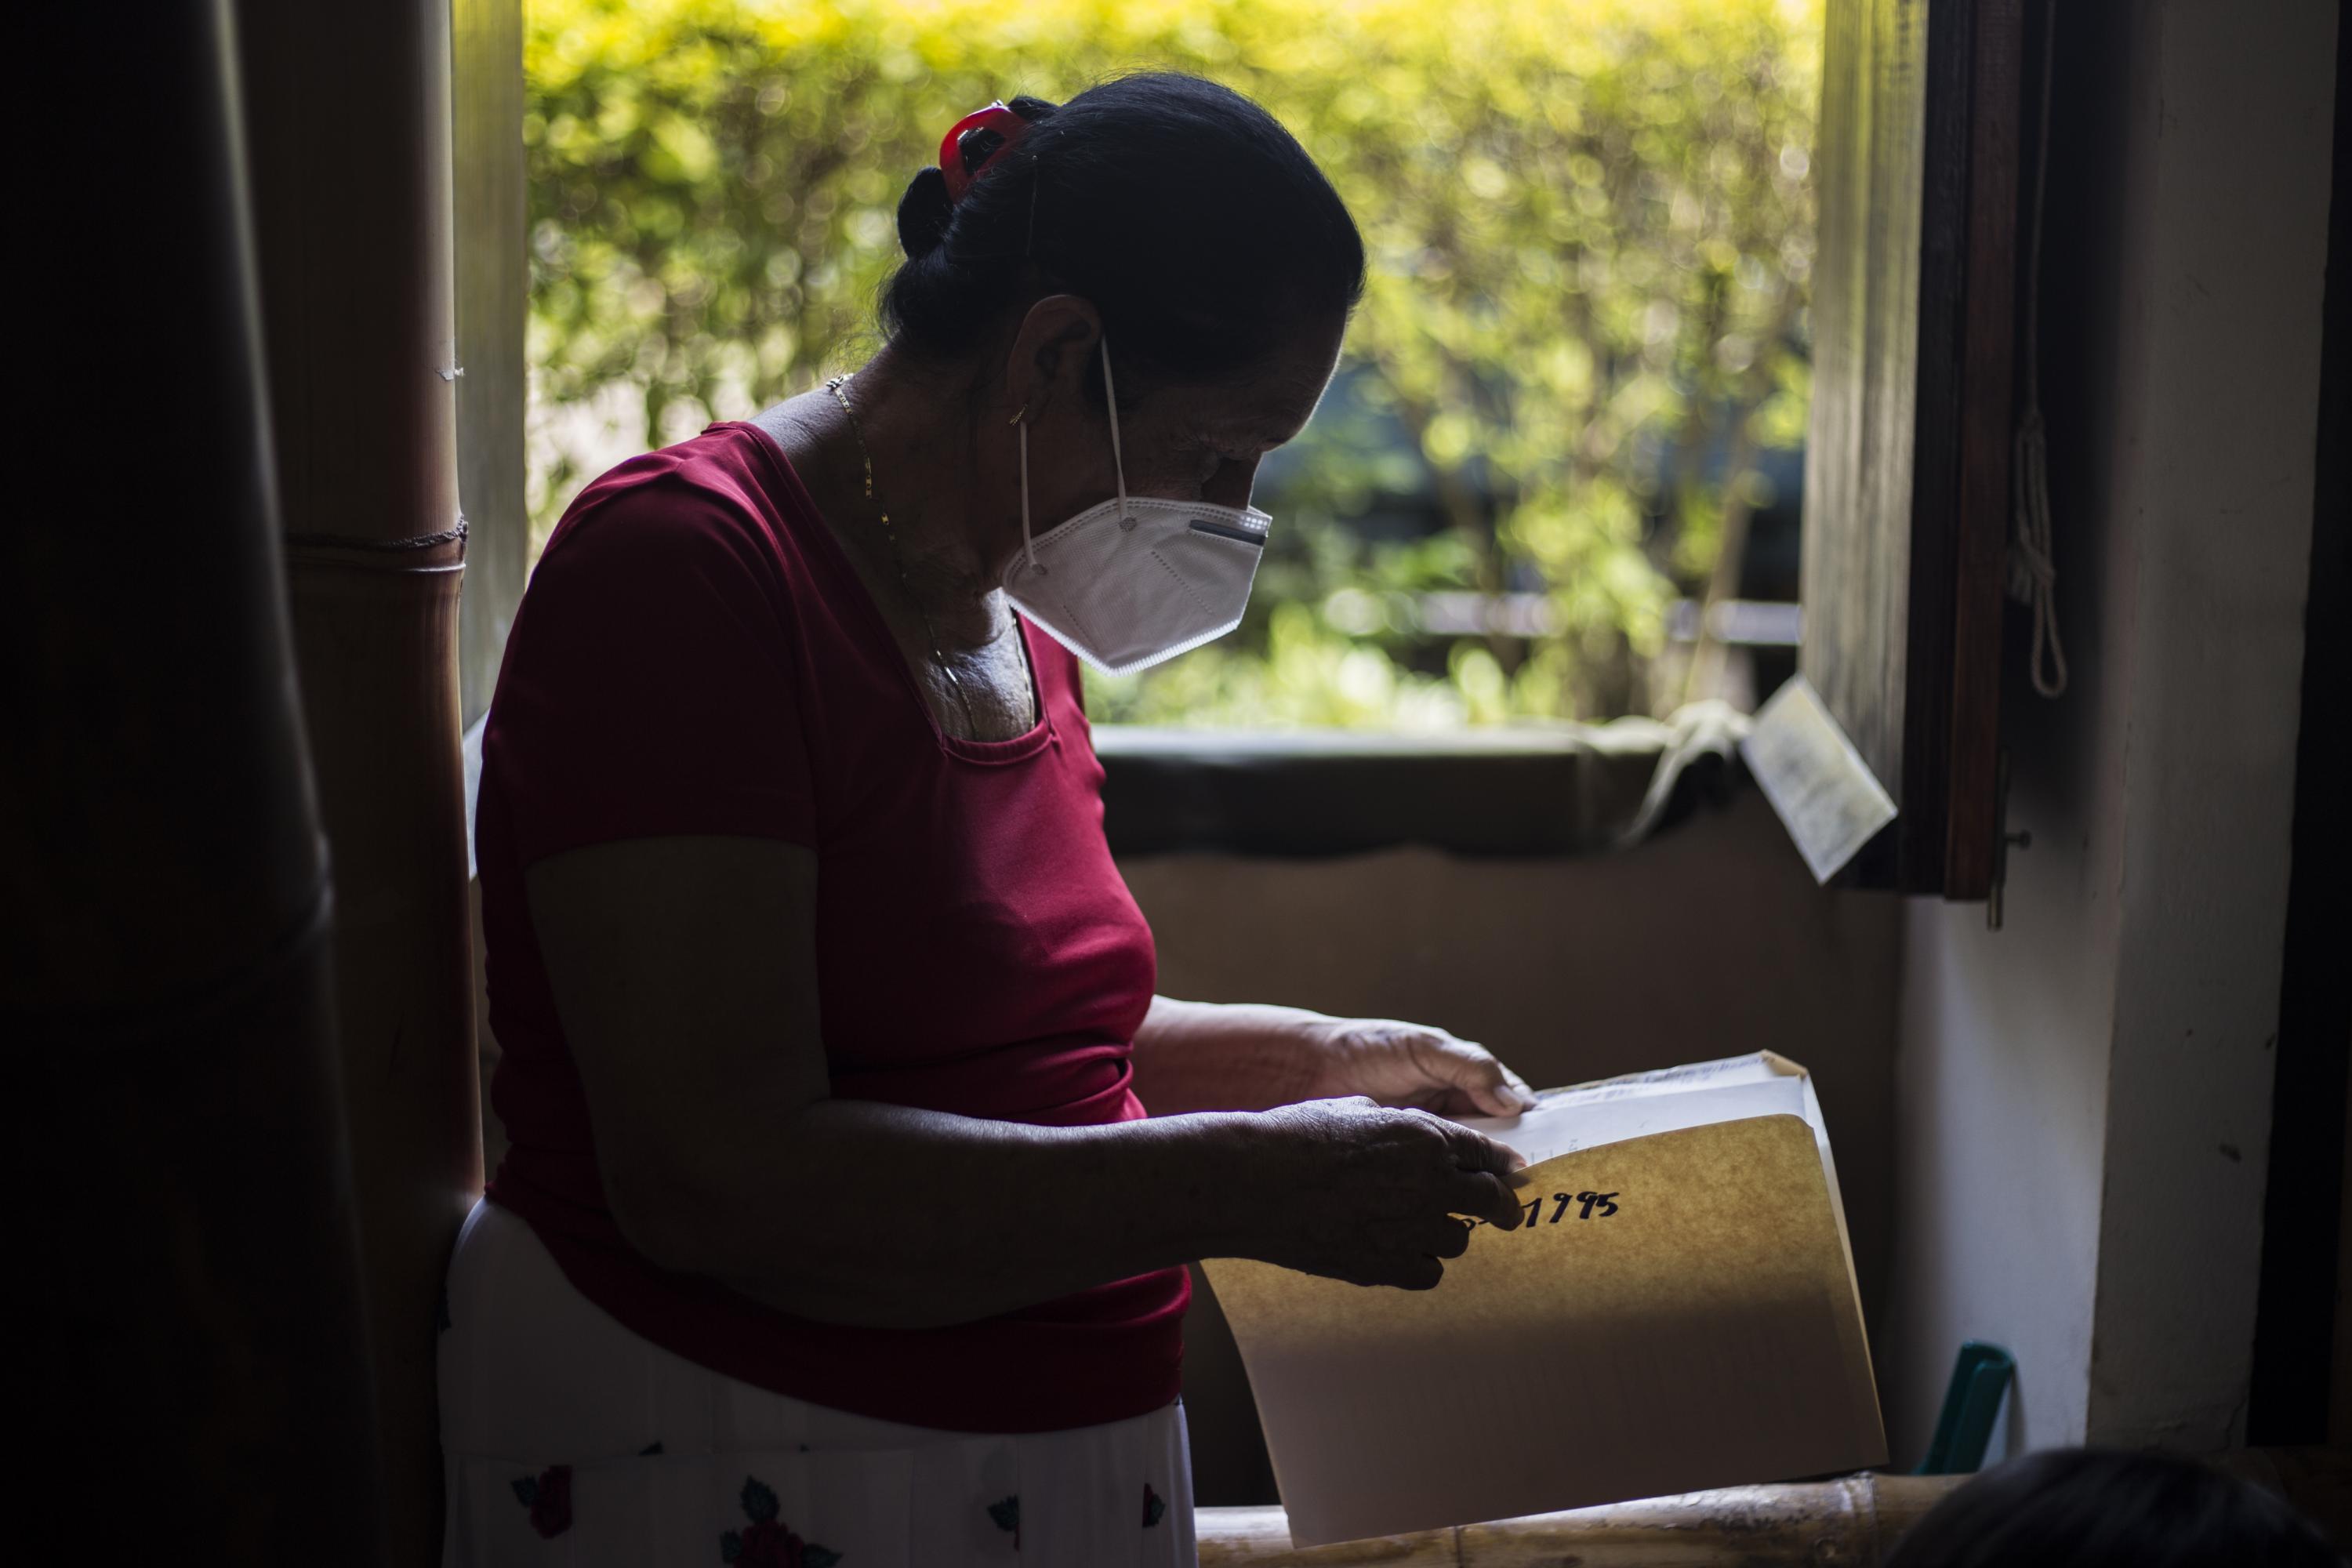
[1001,339,1271,677]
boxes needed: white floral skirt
[441,1198,1197,1567]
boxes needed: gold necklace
[823,373,978,737]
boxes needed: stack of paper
[1203,1052,1885,1548]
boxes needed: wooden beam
[1199,1452,2352,1563]
[236,2,482,1560]
[1939,0,2024,898]
[1197,1474,1965,1566]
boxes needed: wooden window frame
[453,0,528,728]
[1798,0,2025,898]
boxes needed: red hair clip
[938,101,1031,204]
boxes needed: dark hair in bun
[880,74,1363,389]
[894,164,956,260]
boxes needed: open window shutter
[1777,0,2024,897]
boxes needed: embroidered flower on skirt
[722,1474,843,1567]
[986,1494,1021,1548]
[509,1464,572,1538]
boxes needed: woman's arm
[1131,996,1539,1119]
[526,837,1526,1330]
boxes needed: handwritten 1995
[1467,1191,1622,1229]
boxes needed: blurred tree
[525,0,1820,725]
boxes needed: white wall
[1885,0,2336,1465]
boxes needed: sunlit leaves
[525,0,1821,723]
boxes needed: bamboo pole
[1196,1475,1967,1566]
[235,2,483,1561]
[11,1,385,1554]
[1199,1451,2352,1564]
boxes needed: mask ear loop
[1098,336,1132,529]
[1014,408,1040,574]
[1014,333,1123,575]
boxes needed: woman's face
[1000,303,1348,555]
[1113,314,1349,513]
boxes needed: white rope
[2009,0,2068,698]
[1098,336,1130,524]
[1018,414,1036,572]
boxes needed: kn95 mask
[1001,339,1269,677]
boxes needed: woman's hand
[1131,998,1540,1120]
[1290,1014,1539,1119]
[1232,1096,1527,1289]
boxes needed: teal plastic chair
[1913,1341,2016,1475]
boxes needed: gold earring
[1009,406,1027,426]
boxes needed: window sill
[461,709,1751,873]
[1095,709,1748,860]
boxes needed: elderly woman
[443,72,1534,1566]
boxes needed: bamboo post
[1196,1474,1967,1566]
[11,1,385,1554]
[1199,1453,2352,1564]
[235,2,483,1561]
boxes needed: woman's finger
[1437,1119,1525,1177]
[1446,1168,1525,1230]
[1425,1218,1474,1260]
[1388,1254,1445,1291]
[1418,1032,1540,1116]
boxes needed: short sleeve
[485,470,818,866]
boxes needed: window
[510,0,2020,884]
[518,0,1823,731]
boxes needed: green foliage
[525,0,1820,725]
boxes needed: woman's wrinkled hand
[1298,1015,1540,1119]
[1237,1096,1526,1290]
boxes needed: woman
[444,73,1537,1566]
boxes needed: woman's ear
[1004,294,1103,425]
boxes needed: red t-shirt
[477,422,1189,1433]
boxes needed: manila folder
[1202,1052,1886,1548]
